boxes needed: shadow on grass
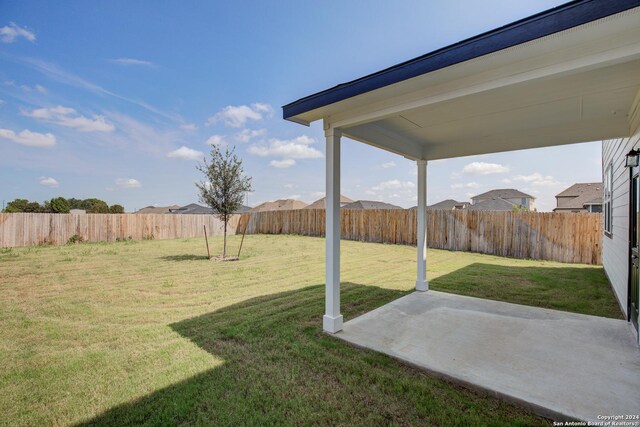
[159,254,210,262]
[78,282,544,426]
[430,262,623,319]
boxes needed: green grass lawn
[0,235,621,426]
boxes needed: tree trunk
[223,219,227,258]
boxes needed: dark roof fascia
[282,0,639,122]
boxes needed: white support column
[416,160,429,291]
[323,127,343,333]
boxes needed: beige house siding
[602,115,640,317]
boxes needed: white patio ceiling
[287,7,640,160]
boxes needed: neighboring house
[250,199,308,212]
[304,195,353,209]
[553,183,603,213]
[170,203,250,214]
[342,200,403,210]
[471,189,535,210]
[466,198,516,212]
[426,199,470,210]
[135,205,180,214]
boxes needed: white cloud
[208,103,273,128]
[167,146,203,160]
[311,191,325,197]
[22,105,115,132]
[0,23,36,43]
[116,178,141,189]
[270,159,296,168]
[462,162,510,175]
[180,123,197,131]
[0,128,56,147]
[35,84,47,93]
[512,172,561,187]
[371,180,415,191]
[451,182,480,189]
[381,161,396,169]
[39,176,59,187]
[206,134,226,146]
[235,128,266,143]
[287,194,301,200]
[252,103,272,114]
[248,135,322,160]
[110,58,155,67]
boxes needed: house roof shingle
[471,189,534,200]
[135,205,180,214]
[466,198,516,211]
[342,200,403,210]
[426,199,470,210]
[304,195,353,209]
[249,199,308,212]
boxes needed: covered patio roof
[282,0,640,339]
[284,0,640,161]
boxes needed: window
[604,163,613,236]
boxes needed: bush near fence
[236,209,602,265]
[0,213,239,247]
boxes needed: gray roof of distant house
[304,195,353,209]
[471,189,534,200]
[135,205,180,214]
[170,203,213,214]
[554,182,603,210]
[427,199,470,210]
[249,199,308,212]
[466,198,516,211]
[170,203,250,214]
[342,200,404,210]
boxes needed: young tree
[196,145,252,259]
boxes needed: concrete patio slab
[336,291,640,422]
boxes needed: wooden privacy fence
[0,213,240,247]
[236,209,603,265]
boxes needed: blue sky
[0,0,602,212]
